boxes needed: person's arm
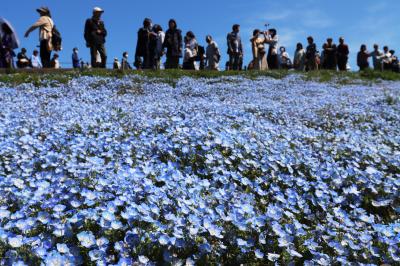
[25,18,46,37]
[102,22,107,37]
[227,33,233,53]
[178,31,183,54]
[84,19,90,43]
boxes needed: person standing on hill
[227,24,243,70]
[149,24,165,70]
[72,48,80,69]
[84,7,107,68]
[121,52,132,70]
[322,38,337,70]
[305,36,318,71]
[336,37,349,71]
[205,35,221,70]
[357,44,371,71]
[265,29,279,70]
[370,44,383,71]
[293,43,306,71]
[135,18,153,69]
[250,29,268,71]
[182,31,198,70]
[25,7,54,68]
[162,19,182,69]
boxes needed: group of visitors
[1,6,399,73]
[357,44,399,72]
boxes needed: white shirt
[31,55,42,68]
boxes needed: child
[31,50,42,68]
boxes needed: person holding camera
[264,28,279,70]
[305,36,318,71]
[84,7,107,68]
[250,29,268,71]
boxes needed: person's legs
[40,40,51,68]
[90,46,98,68]
[97,44,107,68]
[228,54,235,70]
[232,54,240,70]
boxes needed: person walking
[24,7,54,68]
[265,29,279,70]
[322,38,337,70]
[31,50,42,68]
[182,31,198,70]
[293,43,306,71]
[336,37,349,71]
[162,19,182,69]
[357,44,371,71]
[227,24,243,70]
[370,44,383,71]
[250,29,268,71]
[16,48,30,68]
[121,52,132,70]
[72,48,80,69]
[205,35,220,70]
[305,36,318,71]
[135,18,152,69]
[84,7,107,68]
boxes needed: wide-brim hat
[93,7,104,13]
[36,7,50,15]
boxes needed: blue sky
[2,0,400,69]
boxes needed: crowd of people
[1,6,399,73]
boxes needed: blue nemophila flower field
[0,75,399,265]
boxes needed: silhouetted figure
[163,19,182,69]
[84,7,107,68]
[357,44,371,71]
[336,37,349,71]
[322,38,337,70]
[72,48,80,69]
[135,18,152,69]
[305,36,318,71]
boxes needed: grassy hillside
[0,69,400,87]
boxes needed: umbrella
[0,18,20,49]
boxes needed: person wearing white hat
[84,7,107,68]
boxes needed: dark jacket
[84,18,107,46]
[306,43,317,59]
[135,27,151,58]
[337,44,349,59]
[162,24,182,58]
[357,51,370,69]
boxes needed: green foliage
[1,69,400,87]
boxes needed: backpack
[51,26,62,51]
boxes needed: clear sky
[2,0,400,69]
